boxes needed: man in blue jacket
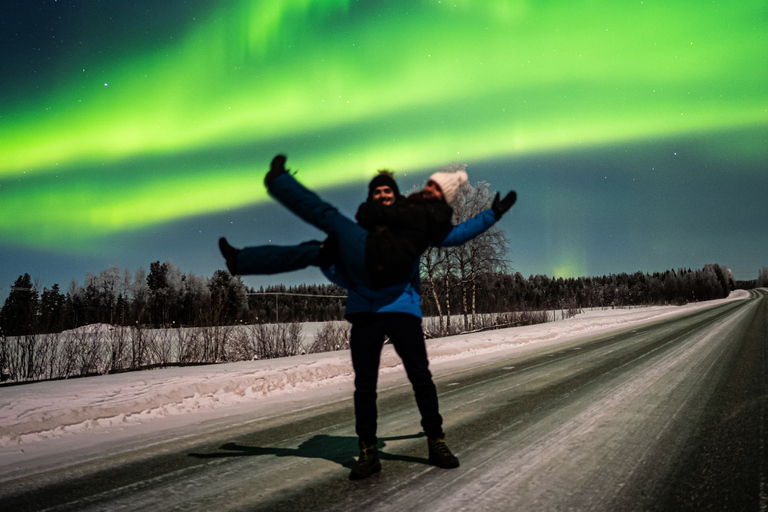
[219,156,516,479]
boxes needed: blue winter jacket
[322,208,497,318]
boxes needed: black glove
[491,191,517,219]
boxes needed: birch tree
[421,165,508,334]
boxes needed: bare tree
[109,326,130,372]
[130,268,149,325]
[309,322,350,353]
[248,322,305,359]
[421,168,508,334]
[86,266,122,324]
[422,245,451,335]
[151,327,176,365]
[758,267,768,287]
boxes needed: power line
[247,292,346,299]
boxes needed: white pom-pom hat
[427,170,468,204]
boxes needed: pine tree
[39,284,65,333]
[0,274,39,335]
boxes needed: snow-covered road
[1,289,764,510]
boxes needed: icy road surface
[1,289,765,511]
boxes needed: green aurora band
[1,0,766,261]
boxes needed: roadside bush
[309,322,350,353]
[249,322,305,360]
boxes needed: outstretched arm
[438,190,516,247]
[438,209,497,247]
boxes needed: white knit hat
[427,170,468,204]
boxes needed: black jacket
[356,192,454,289]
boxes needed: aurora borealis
[1,0,766,297]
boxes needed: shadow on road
[189,433,429,468]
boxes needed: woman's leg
[267,171,370,287]
[236,241,321,275]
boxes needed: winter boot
[428,434,460,469]
[349,440,381,480]
[265,154,287,187]
[218,237,240,275]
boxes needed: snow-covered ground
[0,291,750,468]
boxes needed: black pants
[348,313,443,444]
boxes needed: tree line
[1,261,753,338]
[0,266,348,337]
[422,264,742,333]
[0,261,754,383]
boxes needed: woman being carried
[228,154,470,290]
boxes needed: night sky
[1,0,766,302]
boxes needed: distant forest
[1,261,765,337]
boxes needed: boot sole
[429,456,460,469]
[349,461,382,480]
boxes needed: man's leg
[348,314,387,445]
[348,313,387,480]
[384,314,443,438]
[386,313,459,469]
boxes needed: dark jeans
[268,172,370,287]
[237,241,321,275]
[348,313,443,444]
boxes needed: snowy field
[0,291,750,470]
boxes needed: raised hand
[491,191,517,219]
